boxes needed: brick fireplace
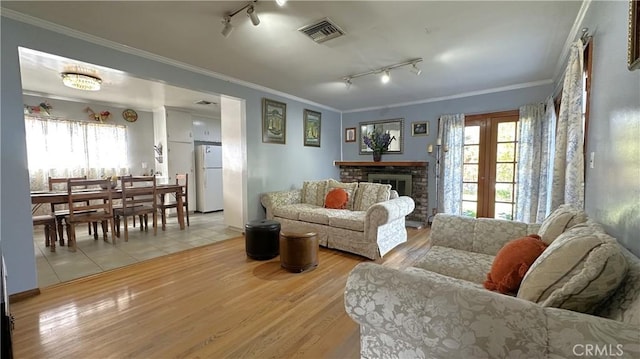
[334,161,428,224]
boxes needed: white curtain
[515,101,554,222]
[437,113,465,215]
[25,116,130,191]
[551,40,585,209]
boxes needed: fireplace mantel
[334,161,427,167]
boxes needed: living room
[1,1,639,357]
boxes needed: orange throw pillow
[325,188,348,209]
[484,234,548,295]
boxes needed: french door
[462,110,519,219]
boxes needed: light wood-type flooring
[11,226,431,358]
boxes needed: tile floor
[33,211,242,288]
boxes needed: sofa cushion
[301,180,329,207]
[298,207,333,225]
[518,223,628,313]
[327,210,366,232]
[325,188,349,209]
[537,204,587,244]
[412,246,494,285]
[273,203,318,220]
[353,182,391,211]
[325,179,358,210]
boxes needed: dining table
[31,184,186,230]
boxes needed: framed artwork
[359,118,404,154]
[411,121,429,136]
[345,127,356,142]
[629,0,640,70]
[303,109,321,147]
[262,98,286,144]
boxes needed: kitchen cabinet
[193,116,221,142]
[166,109,193,143]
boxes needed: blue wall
[1,16,341,294]
[578,1,640,256]
[342,84,552,216]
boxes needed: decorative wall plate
[122,109,138,122]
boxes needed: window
[25,116,129,190]
[462,111,519,219]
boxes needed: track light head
[381,70,390,84]
[247,5,260,26]
[221,16,234,37]
[411,63,422,75]
[344,77,353,89]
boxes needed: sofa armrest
[345,263,548,358]
[545,307,640,358]
[260,190,301,219]
[365,196,414,226]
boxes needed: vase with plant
[363,130,395,162]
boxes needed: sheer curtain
[515,101,554,222]
[552,40,585,209]
[437,113,465,215]
[25,116,129,191]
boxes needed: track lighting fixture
[411,63,422,75]
[342,58,423,88]
[220,0,260,38]
[381,70,390,84]
[247,6,260,26]
[221,16,233,38]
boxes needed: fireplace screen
[367,174,412,197]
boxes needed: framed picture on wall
[303,109,321,147]
[629,0,640,70]
[411,121,429,136]
[345,127,356,142]
[262,98,286,144]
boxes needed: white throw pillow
[537,204,587,244]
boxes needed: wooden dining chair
[64,179,116,251]
[114,176,157,241]
[158,173,190,230]
[32,214,58,252]
[48,176,98,245]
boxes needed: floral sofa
[345,209,640,358]
[260,179,415,260]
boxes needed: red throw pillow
[325,188,348,209]
[484,234,548,295]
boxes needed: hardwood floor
[11,227,431,358]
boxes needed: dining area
[30,176,238,287]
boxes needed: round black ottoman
[245,219,280,260]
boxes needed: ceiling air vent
[298,18,345,44]
[194,100,217,105]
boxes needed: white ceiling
[3,1,583,112]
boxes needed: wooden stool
[33,214,57,252]
[279,226,318,273]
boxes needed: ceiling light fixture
[381,70,390,84]
[342,58,423,88]
[220,0,260,37]
[60,72,102,91]
[411,63,422,75]
[246,5,260,26]
[275,0,287,6]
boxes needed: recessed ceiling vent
[298,18,345,44]
[194,100,217,105]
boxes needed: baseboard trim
[9,288,41,303]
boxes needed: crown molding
[343,79,554,114]
[2,9,340,113]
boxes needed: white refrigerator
[195,145,223,212]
